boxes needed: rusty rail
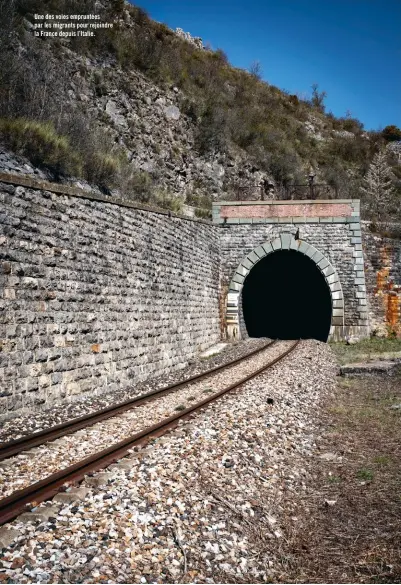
[0,340,277,462]
[0,340,299,526]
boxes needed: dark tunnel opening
[242,250,332,342]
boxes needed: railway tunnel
[242,250,332,342]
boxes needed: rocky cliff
[0,0,400,217]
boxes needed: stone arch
[226,233,344,341]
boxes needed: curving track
[0,339,299,526]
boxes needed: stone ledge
[341,361,399,376]
[0,172,213,226]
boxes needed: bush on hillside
[382,125,401,142]
[0,118,82,176]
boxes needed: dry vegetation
[0,0,400,216]
[273,372,401,584]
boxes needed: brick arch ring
[225,232,345,340]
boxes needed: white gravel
[0,341,290,499]
[0,339,337,584]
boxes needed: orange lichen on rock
[91,344,101,353]
[375,245,401,336]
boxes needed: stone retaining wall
[0,180,221,420]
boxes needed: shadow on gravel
[278,370,401,583]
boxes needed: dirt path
[277,371,401,583]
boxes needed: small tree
[311,83,327,112]
[249,60,263,80]
[382,125,401,142]
[360,149,396,220]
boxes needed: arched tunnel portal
[226,236,345,343]
[242,250,332,341]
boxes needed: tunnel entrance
[242,250,332,341]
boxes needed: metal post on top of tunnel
[308,170,316,199]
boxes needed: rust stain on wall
[375,245,401,336]
[219,282,228,339]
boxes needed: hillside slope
[0,0,400,218]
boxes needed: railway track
[0,339,299,526]
[0,340,276,462]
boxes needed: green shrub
[85,152,121,186]
[0,118,81,176]
[382,125,401,142]
[124,170,154,203]
[194,207,212,219]
[153,189,183,213]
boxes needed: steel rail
[0,340,299,526]
[0,340,277,462]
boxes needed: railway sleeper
[53,487,90,504]
[85,472,116,487]
[17,505,59,524]
[0,527,19,549]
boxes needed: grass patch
[373,454,392,466]
[203,388,214,394]
[174,404,186,411]
[356,468,374,481]
[330,337,401,365]
[327,474,341,484]
[0,118,82,176]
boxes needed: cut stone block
[311,250,324,263]
[254,246,266,258]
[280,233,292,250]
[232,273,245,285]
[323,266,335,277]
[341,361,398,376]
[304,245,317,258]
[229,281,241,292]
[271,238,282,251]
[326,273,339,285]
[236,264,249,277]
[330,281,342,292]
[333,299,344,308]
[247,251,260,264]
[317,258,330,271]
[242,258,254,270]
[298,241,310,255]
[262,242,273,255]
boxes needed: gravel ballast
[0,340,288,499]
[0,339,337,584]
